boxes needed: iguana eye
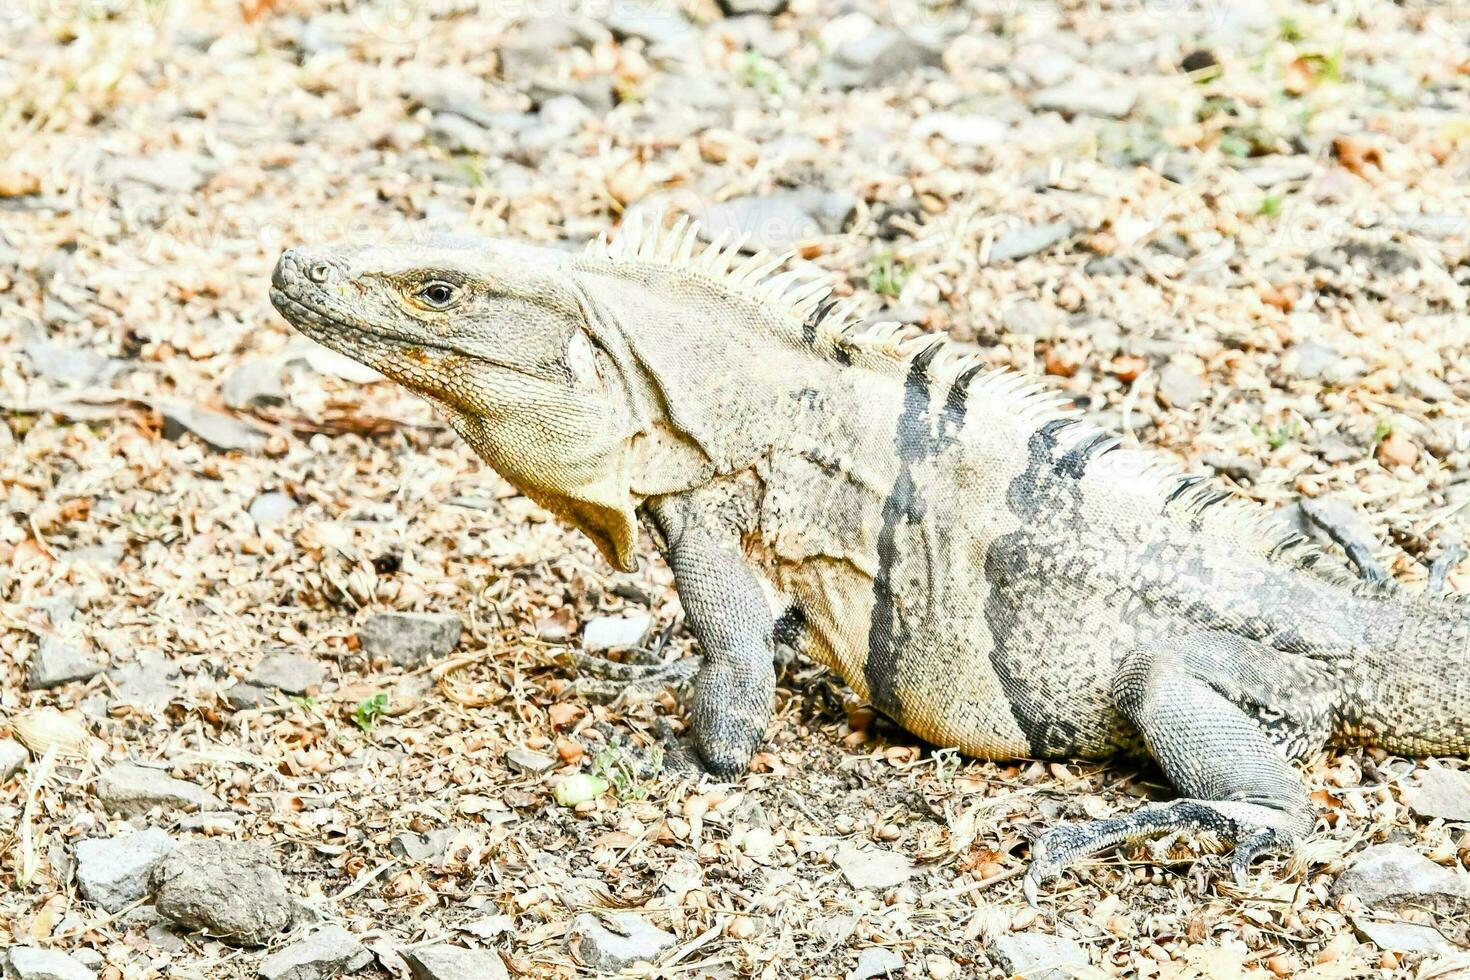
[415,281,459,310]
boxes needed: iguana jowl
[269,218,1470,899]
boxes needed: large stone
[76,828,177,912]
[505,748,556,774]
[220,357,287,410]
[1332,844,1470,916]
[26,636,103,690]
[97,764,222,817]
[248,492,297,529]
[834,842,915,891]
[581,613,654,653]
[822,26,941,89]
[696,192,856,253]
[1408,766,1470,822]
[4,947,97,980]
[257,925,371,980]
[151,839,297,945]
[401,943,509,980]
[107,651,181,709]
[847,946,904,980]
[358,613,462,668]
[1032,78,1137,118]
[1156,362,1208,409]
[568,912,676,971]
[0,738,27,782]
[988,221,1076,264]
[989,934,1090,980]
[247,653,327,695]
[159,401,269,454]
[1352,918,1456,956]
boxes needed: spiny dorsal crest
[583,214,1364,579]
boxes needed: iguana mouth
[268,285,466,361]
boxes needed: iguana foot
[1428,541,1466,594]
[565,649,699,703]
[1298,497,1393,586]
[1023,799,1299,906]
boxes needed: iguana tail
[1345,598,1470,756]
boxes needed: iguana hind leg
[1025,633,1331,904]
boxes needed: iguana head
[269,219,882,571]
[270,237,647,569]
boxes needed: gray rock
[910,112,1007,147]
[220,357,286,410]
[1332,844,1470,916]
[568,912,677,971]
[97,764,222,816]
[159,401,269,454]
[4,947,97,980]
[1409,767,1470,821]
[26,636,102,690]
[68,950,103,972]
[257,925,371,980]
[1019,51,1076,89]
[834,842,915,890]
[249,492,297,529]
[1290,341,1340,381]
[389,829,456,863]
[1000,301,1062,338]
[358,613,463,668]
[697,191,855,252]
[76,828,177,912]
[603,0,696,51]
[1322,357,1368,386]
[847,946,904,980]
[0,738,27,782]
[988,221,1076,263]
[34,595,78,626]
[582,613,654,653]
[822,27,942,89]
[1405,372,1454,404]
[225,682,272,710]
[506,748,556,774]
[110,151,209,193]
[247,653,327,695]
[152,839,297,945]
[1033,78,1137,118]
[401,943,509,980]
[23,338,112,387]
[989,933,1090,980]
[107,651,181,709]
[1205,452,1262,485]
[717,0,786,14]
[1352,918,1456,956]
[1342,240,1418,276]
[1156,363,1208,409]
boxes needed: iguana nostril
[307,262,331,284]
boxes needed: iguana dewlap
[269,217,1470,898]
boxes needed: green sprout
[351,692,390,733]
[866,251,911,299]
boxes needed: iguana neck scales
[270,217,1470,898]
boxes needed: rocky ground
[4,0,1470,977]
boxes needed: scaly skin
[269,217,1470,898]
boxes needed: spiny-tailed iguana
[269,217,1470,901]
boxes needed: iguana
[269,216,1470,901]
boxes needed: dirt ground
[5,0,1470,977]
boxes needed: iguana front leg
[638,495,777,778]
[1025,633,1329,904]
